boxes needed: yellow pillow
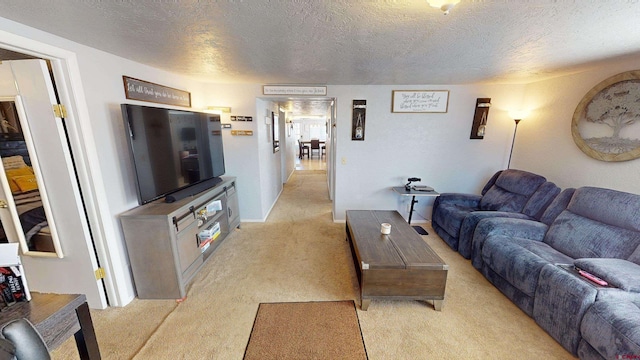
[12,174,38,192]
[4,167,34,193]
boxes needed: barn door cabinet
[120,177,240,299]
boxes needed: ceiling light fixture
[426,0,461,15]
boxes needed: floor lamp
[507,118,521,169]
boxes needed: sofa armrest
[474,217,548,242]
[574,258,640,292]
[435,193,482,208]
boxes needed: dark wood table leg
[74,302,101,360]
[408,195,417,223]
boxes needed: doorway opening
[0,46,110,308]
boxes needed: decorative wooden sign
[263,85,327,96]
[230,116,253,121]
[391,90,449,113]
[352,100,366,141]
[123,76,191,107]
[470,98,491,139]
[231,130,253,136]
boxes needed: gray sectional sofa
[433,173,640,359]
[432,169,560,258]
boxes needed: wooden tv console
[120,176,240,299]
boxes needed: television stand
[120,176,240,299]
[165,177,223,203]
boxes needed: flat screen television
[121,104,225,205]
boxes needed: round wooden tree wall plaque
[572,70,640,161]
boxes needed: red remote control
[577,269,608,286]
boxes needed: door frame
[0,31,121,307]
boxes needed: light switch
[341,157,347,165]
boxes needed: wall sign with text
[263,85,327,96]
[391,90,449,113]
[123,76,191,107]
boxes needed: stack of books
[198,222,221,252]
[0,243,30,309]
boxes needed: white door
[0,59,106,308]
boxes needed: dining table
[300,140,325,158]
[300,140,325,147]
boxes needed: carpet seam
[351,300,369,360]
[130,302,180,359]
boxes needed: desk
[392,186,440,234]
[0,292,100,359]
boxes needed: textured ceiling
[1,0,640,87]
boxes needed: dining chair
[310,139,320,158]
[298,140,309,159]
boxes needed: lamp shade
[427,0,461,14]
[509,109,530,120]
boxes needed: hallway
[295,155,326,171]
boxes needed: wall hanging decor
[469,98,491,139]
[352,100,366,141]
[123,76,191,107]
[391,90,449,113]
[262,85,327,96]
[272,112,280,153]
[572,70,640,161]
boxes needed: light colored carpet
[52,170,574,359]
[243,300,366,359]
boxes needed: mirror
[272,112,279,153]
[0,97,63,258]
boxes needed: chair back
[1,319,50,360]
[311,140,320,149]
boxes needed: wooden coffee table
[345,210,448,311]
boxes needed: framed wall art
[352,100,366,141]
[470,98,491,139]
[123,76,191,107]
[572,70,640,162]
[391,90,449,113]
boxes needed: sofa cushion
[544,211,640,260]
[521,182,560,220]
[539,188,575,226]
[482,236,573,297]
[471,217,548,270]
[580,299,640,359]
[479,170,546,212]
[457,211,533,259]
[568,187,640,232]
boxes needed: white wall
[199,84,265,221]
[282,110,296,183]
[512,57,640,194]
[330,84,526,222]
[256,99,284,220]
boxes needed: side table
[392,186,440,235]
[0,292,100,359]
